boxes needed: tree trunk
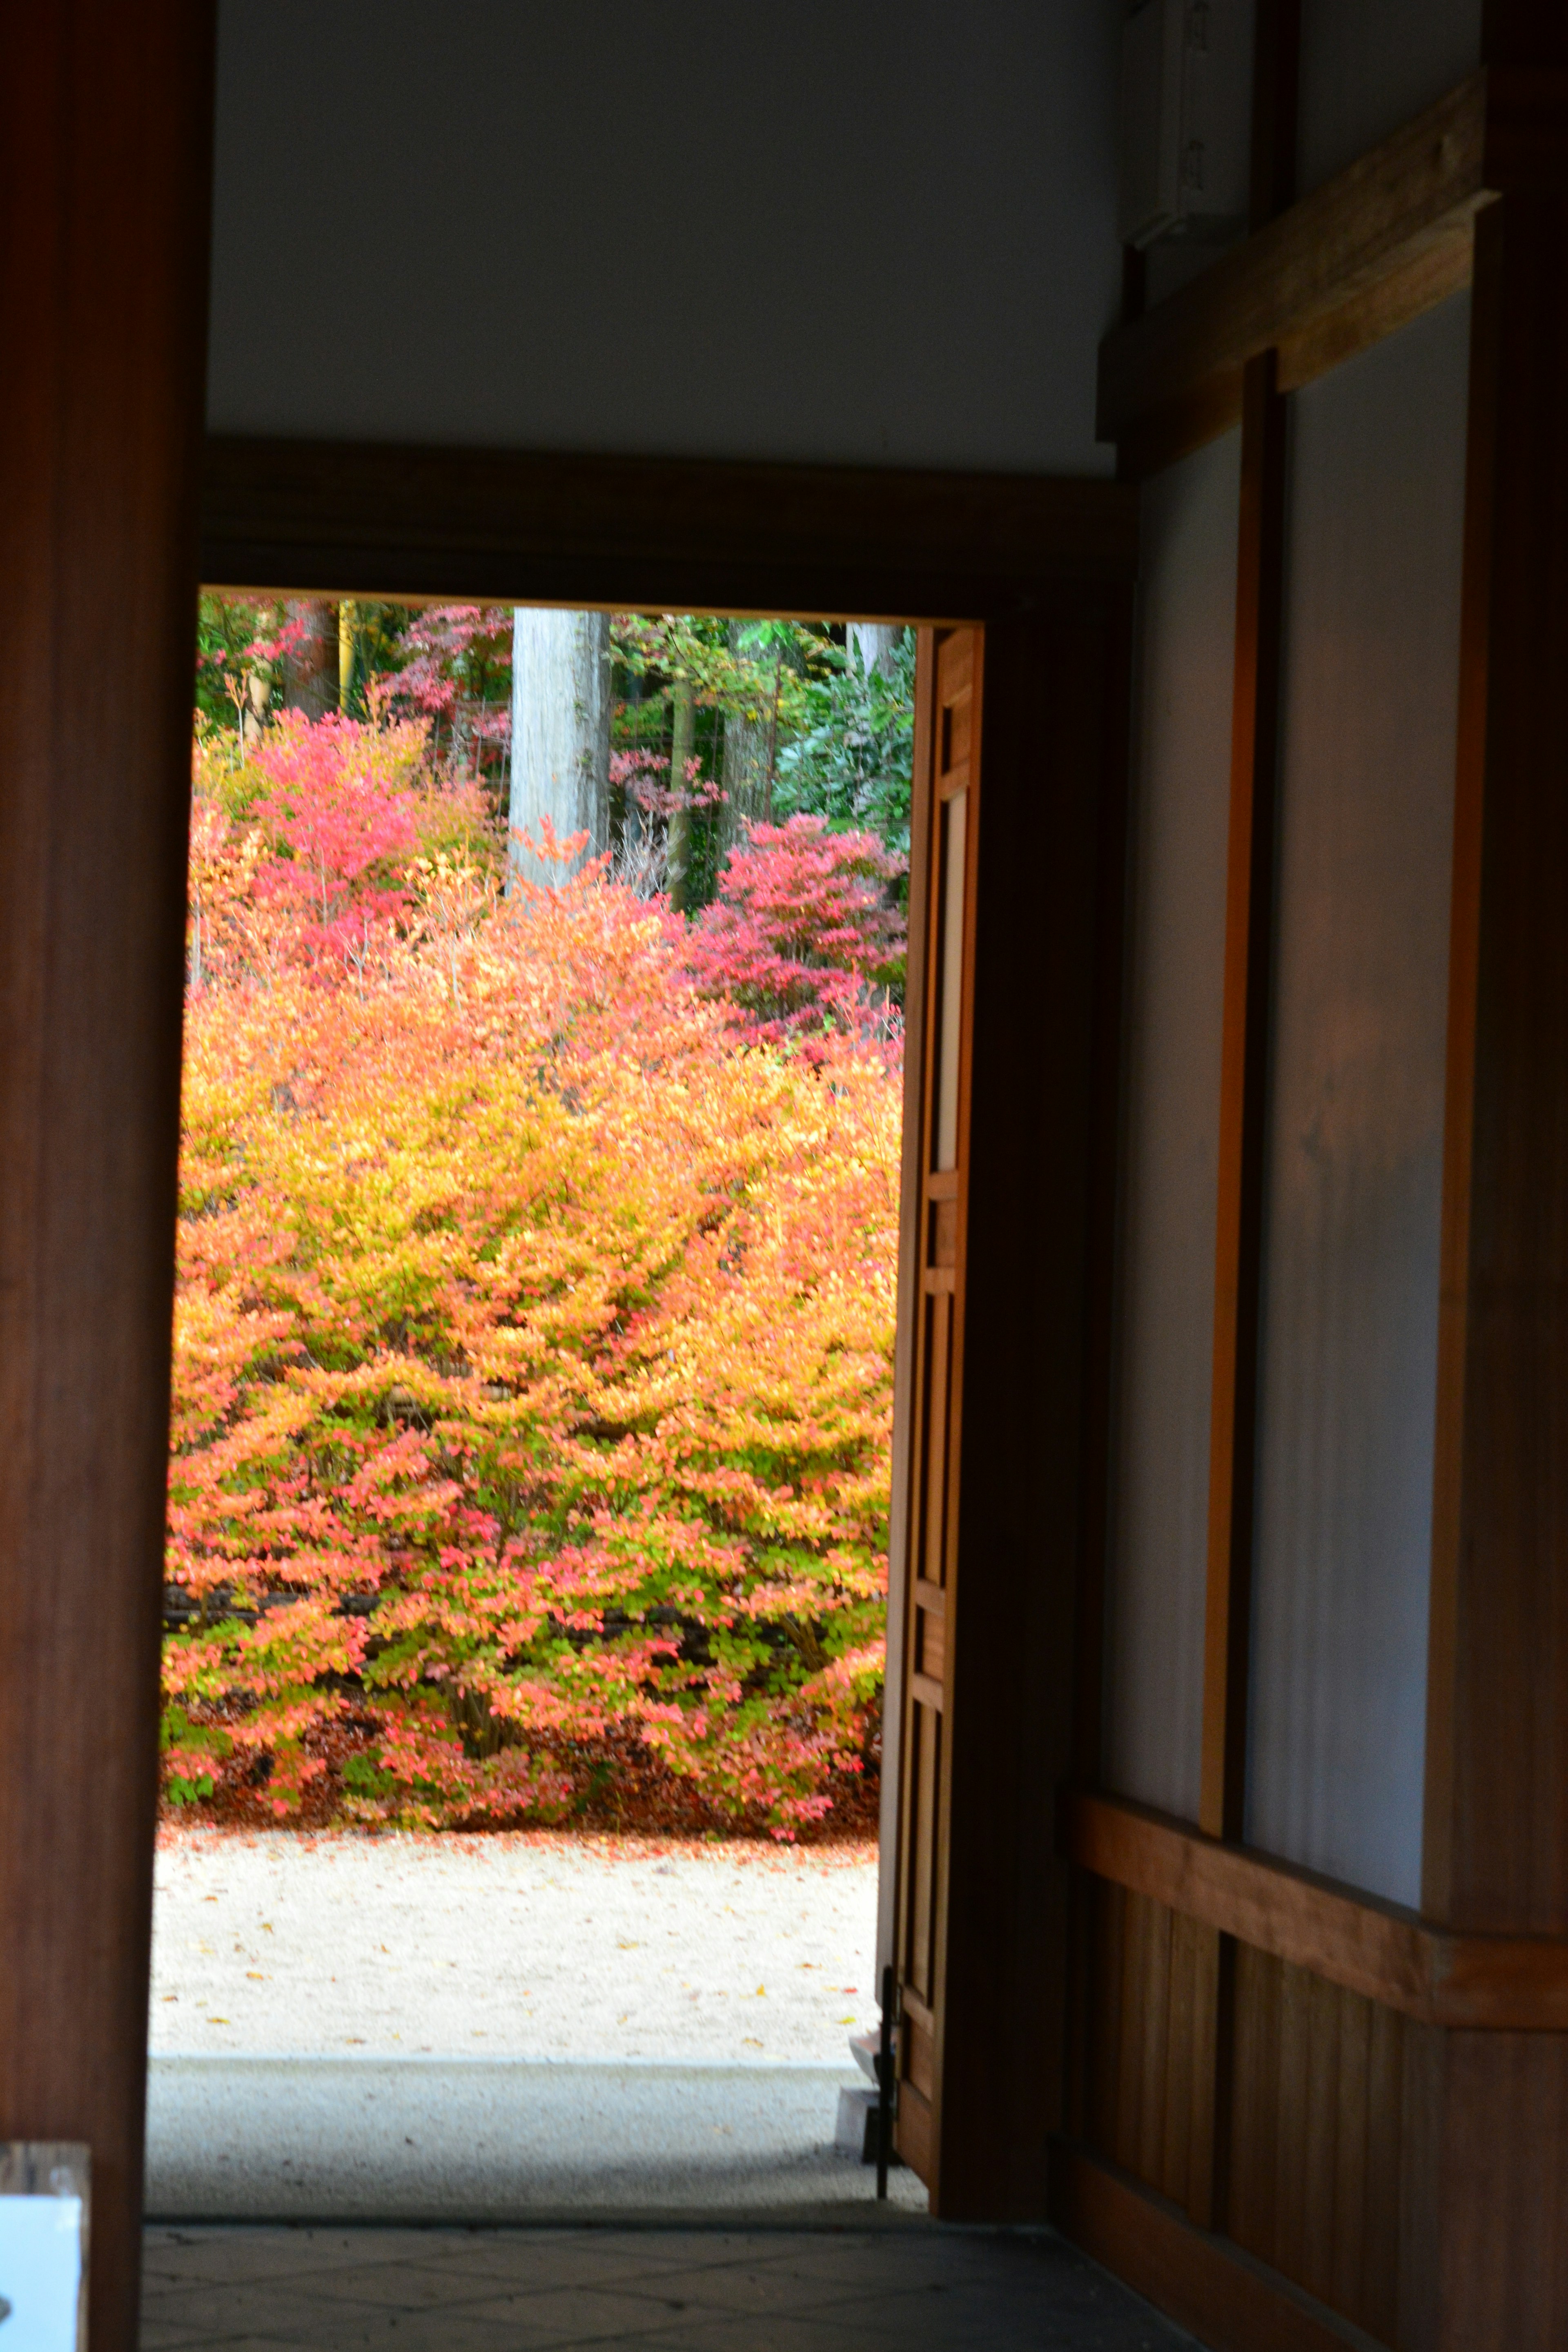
[848,621,903,679]
[719,619,769,858]
[666,672,696,914]
[337,598,357,715]
[508,608,611,887]
[282,598,339,717]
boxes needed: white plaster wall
[1105,430,1241,1822]
[1245,293,1470,1908]
[1296,0,1481,192]
[207,0,1124,473]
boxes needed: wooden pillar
[0,11,214,2352]
[1412,185,1568,2348]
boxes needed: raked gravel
[150,1830,882,2065]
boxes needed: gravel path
[144,2058,928,2220]
[151,1832,882,2065]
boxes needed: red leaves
[249,712,423,970]
[685,815,906,1056]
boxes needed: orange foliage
[166,723,898,1834]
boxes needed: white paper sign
[0,2195,83,2352]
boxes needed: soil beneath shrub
[171,1705,881,1845]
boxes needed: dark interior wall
[207,0,1123,473]
[1245,293,1471,1911]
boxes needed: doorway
[152,594,931,2220]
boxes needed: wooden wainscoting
[1068,1873,1399,2343]
[1063,1876,1401,2348]
[1059,1792,1568,2348]
[1226,1944,1404,2342]
[1075,1878,1221,2225]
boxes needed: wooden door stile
[875,623,937,1980]
[890,628,981,2193]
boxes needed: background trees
[508,609,612,885]
[197,597,915,906]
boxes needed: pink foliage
[386,605,513,755]
[249,713,424,971]
[686,815,906,1053]
[611,748,725,821]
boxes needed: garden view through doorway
[148,596,920,2215]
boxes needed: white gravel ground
[144,2058,928,2219]
[151,1831,882,2065]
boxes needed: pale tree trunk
[337,599,357,715]
[666,673,696,914]
[719,620,768,858]
[848,621,902,679]
[283,598,339,717]
[508,608,611,887]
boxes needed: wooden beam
[1066,1791,1568,2029]
[1247,0,1301,227]
[199,437,1139,619]
[0,9,214,2352]
[1050,2142,1384,2352]
[1100,71,1568,477]
[1101,75,1488,464]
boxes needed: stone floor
[140,2223,1200,2350]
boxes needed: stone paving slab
[140,2224,1203,2350]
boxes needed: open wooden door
[888,626,981,2189]
[880,601,1128,2221]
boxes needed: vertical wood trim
[1192,17,1301,2260]
[0,10,215,2352]
[1420,197,1499,1934]
[1200,345,1288,1846]
[1248,0,1302,228]
[1072,585,1136,1788]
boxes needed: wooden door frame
[199,435,1139,2221]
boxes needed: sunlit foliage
[165,716,902,1836]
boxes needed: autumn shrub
[165,736,900,1836]
[686,815,906,1053]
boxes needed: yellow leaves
[169,835,900,1830]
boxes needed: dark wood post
[1412,183,1568,2350]
[0,9,214,2350]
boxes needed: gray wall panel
[207,0,1123,474]
[1245,294,1470,1907]
[1105,431,1241,1821]
[1298,0,1480,192]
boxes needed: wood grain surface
[1049,2141,1384,2352]
[0,13,214,2352]
[1101,76,1493,472]
[1067,1791,1568,2029]
[200,438,1138,620]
